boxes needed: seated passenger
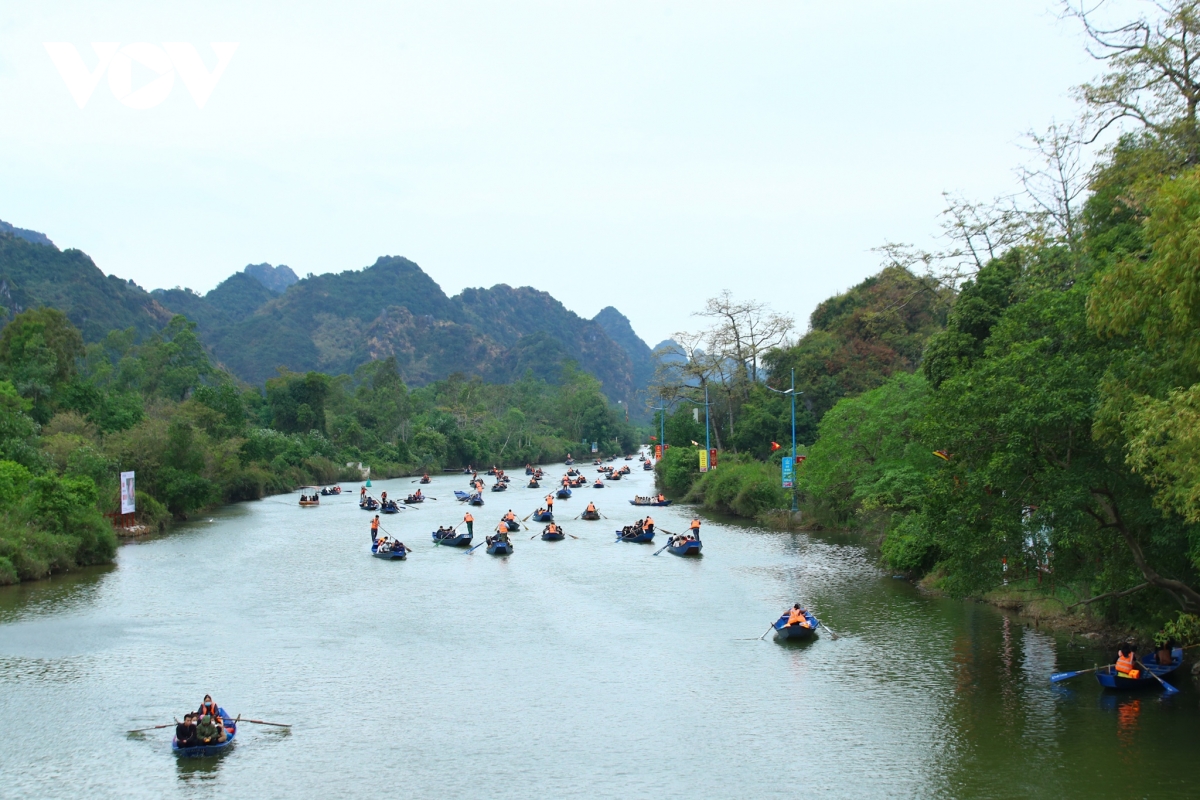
[195,714,220,746]
[1115,644,1140,678]
[176,714,197,747]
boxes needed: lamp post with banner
[765,368,801,513]
[677,385,712,471]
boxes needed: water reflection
[174,752,226,783]
[0,564,115,624]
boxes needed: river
[1,458,1196,799]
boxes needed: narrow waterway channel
[1,461,1196,799]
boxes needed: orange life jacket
[464,513,474,523]
[547,523,558,533]
[586,503,596,512]
[690,518,701,530]
[1116,652,1136,674]
[371,518,379,531]
[787,610,805,626]
[645,517,654,527]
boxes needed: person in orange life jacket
[586,501,597,514]
[545,522,558,534]
[688,518,701,536]
[1115,644,1140,678]
[644,515,654,532]
[505,510,516,522]
[371,515,380,541]
[786,604,812,628]
[463,511,474,536]
[360,486,367,498]
[545,494,554,510]
[657,494,666,503]
[197,694,219,720]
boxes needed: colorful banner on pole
[781,457,794,489]
[655,445,662,460]
[709,448,718,470]
[120,471,136,514]
[699,449,708,472]
[591,441,598,453]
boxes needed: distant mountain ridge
[0,219,54,248]
[0,222,655,409]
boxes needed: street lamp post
[676,385,712,470]
[765,368,801,514]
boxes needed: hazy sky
[0,1,1104,346]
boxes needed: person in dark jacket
[175,714,197,747]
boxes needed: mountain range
[0,220,656,411]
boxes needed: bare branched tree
[695,291,794,389]
[1066,0,1200,162]
[1017,120,1089,249]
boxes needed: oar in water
[572,513,582,520]
[1136,659,1181,696]
[522,511,534,522]
[600,513,608,519]
[816,619,841,640]
[465,541,486,554]
[127,722,177,733]
[652,541,672,556]
[240,718,291,728]
[567,534,581,540]
[1049,665,1104,684]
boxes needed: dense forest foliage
[0,305,636,584]
[653,1,1200,633]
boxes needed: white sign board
[120,471,136,514]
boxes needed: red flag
[770,442,781,452]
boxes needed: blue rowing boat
[371,541,407,559]
[504,519,521,532]
[432,530,472,547]
[380,502,400,514]
[469,494,484,506]
[173,708,236,757]
[532,510,553,523]
[1096,649,1183,690]
[491,483,507,492]
[454,490,470,501]
[630,497,671,507]
[668,537,702,556]
[616,528,654,543]
[360,498,379,511]
[487,539,513,555]
[556,487,572,499]
[772,610,819,641]
[541,529,565,541]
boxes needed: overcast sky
[0,1,1106,347]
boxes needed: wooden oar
[567,534,581,540]
[1050,664,1105,683]
[573,513,582,520]
[816,619,841,640]
[600,513,608,519]
[757,624,778,640]
[127,721,176,733]
[652,541,672,556]
[240,718,291,727]
[1136,659,1181,695]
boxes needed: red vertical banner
[709,448,717,469]
[655,445,662,460]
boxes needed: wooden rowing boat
[432,530,472,547]
[615,528,654,543]
[772,611,819,641]
[173,708,236,757]
[1096,649,1183,690]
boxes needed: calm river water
[1,459,1197,799]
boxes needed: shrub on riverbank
[683,456,789,519]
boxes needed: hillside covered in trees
[0,232,656,409]
[652,1,1200,636]
[0,303,637,585]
